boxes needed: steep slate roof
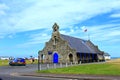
[86,40,102,53]
[60,34,97,54]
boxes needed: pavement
[19,72,120,80]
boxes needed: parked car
[9,58,26,66]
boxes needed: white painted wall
[104,56,111,60]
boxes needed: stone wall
[38,23,76,63]
[39,37,76,63]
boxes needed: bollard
[60,63,62,68]
[40,64,42,70]
[74,62,77,65]
[70,62,72,66]
[80,61,81,64]
[98,60,99,62]
[54,63,56,69]
[66,62,68,67]
[47,64,49,69]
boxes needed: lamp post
[38,53,40,71]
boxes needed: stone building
[38,23,105,64]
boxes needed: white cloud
[0,0,120,50]
[110,13,120,18]
[0,35,4,39]
[0,10,5,15]
[20,23,120,48]
[59,30,66,34]
[0,3,9,15]
[81,26,88,32]
[17,30,51,48]
[30,33,51,43]
[0,0,120,36]
[59,23,120,44]
[85,24,120,42]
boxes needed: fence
[38,61,82,71]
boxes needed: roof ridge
[60,34,97,53]
[60,34,87,41]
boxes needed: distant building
[104,53,111,60]
[0,56,9,60]
[0,56,14,60]
[38,23,105,64]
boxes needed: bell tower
[52,23,60,46]
[52,23,59,32]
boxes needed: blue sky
[0,0,120,58]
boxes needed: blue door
[53,53,58,63]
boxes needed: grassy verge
[38,59,120,75]
[0,60,9,66]
[26,59,38,64]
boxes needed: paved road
[0,64,36,74]
[0,63,65,75]
[0,64,72,80]
[0,64,36,80]
[0,74,71,80]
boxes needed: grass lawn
[38,59,120,75]
[26,59,38,64]
[0,60,9,66]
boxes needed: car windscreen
[12,59,18,62]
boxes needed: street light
[38,53,40,71]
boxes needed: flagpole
[84,28,90,40]
[88,33,90,40]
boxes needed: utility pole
[38,54,40,71]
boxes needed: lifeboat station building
[38,23,105,64]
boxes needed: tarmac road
[0,64,72,80]
[0,64,38,75]
[0,64,37,80]
[0,63,64,75]
[0,74,71,80]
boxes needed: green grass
[26,59,38,64]
[0,60,9,66]
[38,63,120,75]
